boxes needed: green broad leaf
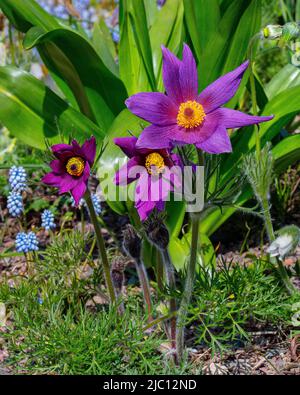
[266,64,300,99]
[184,0,220,61]
[297,0,300,21]
[129,0,156,91]
[150,0,183,83]
[169,232,216,272]
[143,0,158,29]
[0,0,60,32]
[0,67,104,150]
[222,0,261,74]
[23,26,127,130]
[272,134,300,175]
[198,0,252,90]
[119,0,152,94]
[92,19,118,77]
[165,200,186,239]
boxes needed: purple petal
[81,136,96,165]
[59,175,80,194]
[136,199,157,221]
[162,46,183,104]
[125,92,177,126]
[198,61,249,113]
[114,157,141,186]
[71,182,87,206]
[136,124,176,149]
[71,139,84,157]
[196,127,232,154]
[218,108,274,129]
[51,143,73,154]
[82,162,91,183]
[114,136,138,158]
[179,44,198,101]
[50,159,65,174]
[42,172,62,187]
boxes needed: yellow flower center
[66,157,85,177]
[145,153,165,175]
[177,100,206,129]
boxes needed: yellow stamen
[177,100,206,129]
[66,157,85,177]
[145,153,165,175]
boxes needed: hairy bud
[122,224,141,261]
[110,256,127,294]
[143,214,170,250]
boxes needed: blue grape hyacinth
[16,232,39,253]
[8,166,27,192]
[41,209,56,231]
[90,194,102,215]
[27,232,39,251]
[16,232,29,253]
[7,192,23,217]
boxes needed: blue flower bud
[8,166,27,192]
[7,192,23,217]
[16,232,29,253]
[27,232,39,252]
[16,231,39,253]
[41,209,56,231]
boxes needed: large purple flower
[42,137,96,205]
[126,44,274,154]
[114,136,182,221]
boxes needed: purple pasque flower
[125,44,274,154]
[114,136,182,221]
[42,137,96,205]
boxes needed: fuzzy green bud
[261,24,283,40]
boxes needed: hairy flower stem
[85,190,116,303]
[135,259,153,322]
[161,250,177,352]
[262,198,296,294]
[156,249,164,293]
[176,216,200,363]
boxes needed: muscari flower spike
[7,192,23,217]
[114,136,182,221]
[42,137,96,206]
[16,231,39,253]
[126,44,274,153]
[41,209,56,231]
[8,166,27,192]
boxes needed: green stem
[156,248,164,293]
[262,197,296,294]
[136,259,153,322]
[261,198,275,242]
[162,249,177,352]
[176,215,200,362]
[85,190,116,303]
